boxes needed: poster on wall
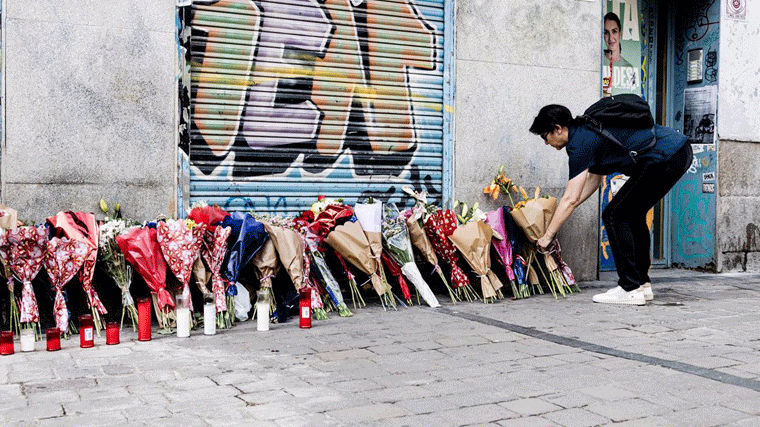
[602,0,642,96]
[683,86,718,144]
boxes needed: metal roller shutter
[188,0,447,214]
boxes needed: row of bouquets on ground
[0,186,578,343]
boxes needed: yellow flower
[534,186,541,200]
[519,186,529,200]
[99,198,108,214]
[483,183,499,200]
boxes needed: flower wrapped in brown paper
[406,215,458,303]
[510,196,574,298]
[252,239,280,317]
[262,222,305,290]
[325,221,394,309]
[448,220,504,303]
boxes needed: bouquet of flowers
[485,208,527,298]
[510,185,574,298]
[157,219,207,317]
[252,238,280,318]
[325,220,394,309]
[201,225,232,328]
[448,220,504,303]
[404,208,457,303]
[44,237,88,337]
[117,226,174,330]
[381,203,439,308]
[381,252,412,305]
[47,211,108,335]
[295,202,360,313]
[220,212,270,324]
[0,226,47,337]
[99,219,138,330]
[354,200,396,308]
[424,209,479,302]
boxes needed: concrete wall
[717,1,760,271]
[1,1,177,223]
[454,0,601,280]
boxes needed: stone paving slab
[1,270,760,426]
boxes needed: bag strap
[580,116,656,163]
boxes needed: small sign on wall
[726,0,747,20]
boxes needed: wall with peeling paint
[1,1,177,223]
[717,0,760,272]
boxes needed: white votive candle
[256,302,269,331]
[176,307,191,338]
[203,303,216,335]
[20,329,35,352]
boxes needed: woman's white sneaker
[639,282,654,301]
[592,286,646,305]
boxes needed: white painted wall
[718,0,760,142]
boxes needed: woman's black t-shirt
[565,125,689,179]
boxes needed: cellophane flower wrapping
[99,219,137,330]
[157,219,207,312]
[0,225,48,336]
[266,220,352,317]
[47,212,108,333]
[201,225,231,328]
[382,203,439,308]
[424,210,478,301]
[485,208,527,299]
[187,205,230,232]
[220,212,269,323]
[116,226,173,328]
[44,237,88,335]
[448,221,504,303]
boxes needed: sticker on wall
[726,0,746,20]
[683,86,717,144]
[702,172,715,182]
[702,183,715,193]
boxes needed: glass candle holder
[106,322,120,345]
[20,328,36,352]
[256,290,270,332]
[175,294,191,338]
[203,302,216,336]
[79,314,94,348]
[46,328,61,351]
[137,297,151,341]
[299,289,312,329]
[0,331,14,355]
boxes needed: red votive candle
[137,298,152,341]
[46,328,61,351]
[79,314,95,348]
[0,331,14,355]
[299,289,312,329]
[106,322,119,345]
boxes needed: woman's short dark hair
[529,104,574,135]
[604,12,621,31]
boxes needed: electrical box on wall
[688,49,704,84]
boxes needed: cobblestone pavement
[2,269,760,426]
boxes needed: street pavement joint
[438,306,760,393]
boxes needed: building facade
[1,0,758,279]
